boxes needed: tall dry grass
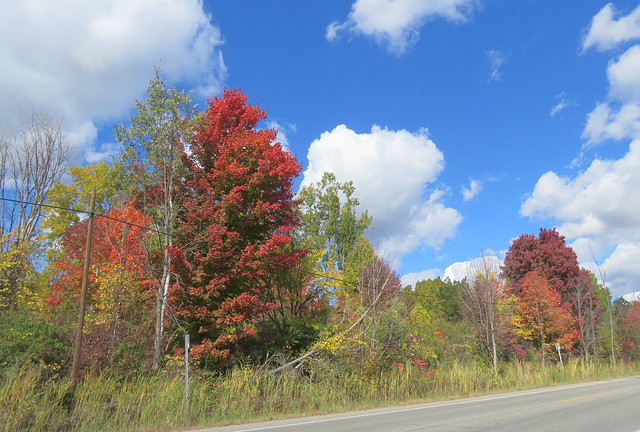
[1,360,639,431]
[0,365,69,431]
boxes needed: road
[193,376,640,431]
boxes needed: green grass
[1,360,639,432]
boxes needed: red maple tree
[619,301,640,361]
[502,228,580,300]
[168,89,302,369]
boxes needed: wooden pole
[70,188,96,393]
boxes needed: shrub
[0,310,70,373]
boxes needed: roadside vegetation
[2,68,640,431]
[2,360,639,432]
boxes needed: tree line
[1,69,640,379]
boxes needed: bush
[0,309,70,372]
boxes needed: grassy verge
[1,360,639,432]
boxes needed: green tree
[114,67,193,370]
[258,246,328,356]
[297,172,372,270]
[411,277,466,321]
[592,272,619,364]
[406,277,465,324]
[403,277,468,368]
[0,309,70,371]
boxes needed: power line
[0,196,361,290]
[0,196,169,237]
[0,195,450,298]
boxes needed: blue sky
[2,1,640,297]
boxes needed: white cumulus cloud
[443,254,503,282]
[528,4,640,297]
[401,268,442,287]
[582,3,640,52]
[521,140,640,296]
[582,6,640,148]
[607,45,640,102]
[0,0,226,162]
[522,141,640,243]
[326,0,478,55]
[582,45,640,147]
[301,124,462,264]
[582,101,640,146]
[599,243,640,295]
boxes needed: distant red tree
[620,301,640,361]
[502,228,579,300]
[168,89,302,369]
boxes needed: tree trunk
[153,220,172,370]
[153,289,163,370]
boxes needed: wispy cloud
[486,49,506,82]
[266,121,296,151]
[550,92,571,117]
[461,179,482,201]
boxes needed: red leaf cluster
[168,89,302,368]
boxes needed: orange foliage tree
[513,271,579,363]
[48,202,153,372]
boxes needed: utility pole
[70,188,96,393]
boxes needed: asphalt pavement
[192,376,640,432]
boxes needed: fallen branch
[270,279,392,374]
[270,348,319,374]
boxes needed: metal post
[185,333,190,413]
[555,342,564,370]
[70,188,96,393]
